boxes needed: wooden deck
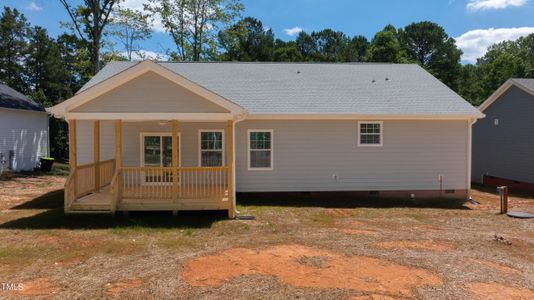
[69,185,230,213]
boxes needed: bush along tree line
[0,1,533,159]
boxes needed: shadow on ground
[11,190,64,209]
[238,193,471,210]
[2,188,474,230]
[0,209,227,230]
[1,189,227,230]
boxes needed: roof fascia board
[0,106,46,114]
[66,112,233,121]
[246,113,484,120]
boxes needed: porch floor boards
[69,186,229,212]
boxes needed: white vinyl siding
[236,120,468,192]
[74,119,469,193]
[0,108,49,172]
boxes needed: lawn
[0,171,533,299]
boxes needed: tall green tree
[218,17,274,61]
[400,21,462,90]
[273,39,303,62]
[312,29,350,62]
[296,29,352,62]
[26,27,76,159]
[345,35,369,62]
[26,27,71,101]
[369,25,407,63]
[108,7,152,61]
[0,7,29,92]
[59,0,120,73]
[457,64,484,105]
[146,0,243,61]
[56,33,93,92]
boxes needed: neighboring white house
[0,83,49,172]
[48,60,484,216]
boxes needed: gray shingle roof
[78,61,481,116]
[0,83,44,112]
[511,78,534,94]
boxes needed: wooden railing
[65,160,116,212]
[64,172,76,212]
[74,160,115,198]
[76,163,95,198]
[67,165,228,212]
[109,168,122,213]
[120,167,229,200]
[99,159,115,189]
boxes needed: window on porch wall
[142,135,174,183]
[200,131,224,167]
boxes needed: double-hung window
[248,130,273,170]
[358,122,383,147]
[199,130,224,167]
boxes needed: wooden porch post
[227,120,235,218]
[69,119,77,197]
[115,120,122,199]
[93,120,100,192]
[172,120,179,211]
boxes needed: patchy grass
[0,177,533,299]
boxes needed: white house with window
[48,60,483,216]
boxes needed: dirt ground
[0,173,533,299]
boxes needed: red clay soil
[373,240,454,252]
[466,258,521,275]
[104,278,144,297]
[182,244,442,298]
[467,282,534,300]
[349,295,401,300]
[18,278,61,297]
[337,228,377,235]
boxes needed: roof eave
[246,113,484,120]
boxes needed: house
[472,78,534,190]
[48,60,483,216]
[0,83,49,173]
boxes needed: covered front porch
[64,119,235,217]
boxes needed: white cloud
[466,0,527,11]
[26,1,43,11]
[125,50,169,61]
[455,27,534,63]
[119,0,165,32]
[283,26,303,36]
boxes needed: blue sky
[4,0,534,63]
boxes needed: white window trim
[357,121,383,147]
[198,129,225,167]
[247,129,274,171]
[139,132,181,185]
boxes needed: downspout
[232,113,248,216]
